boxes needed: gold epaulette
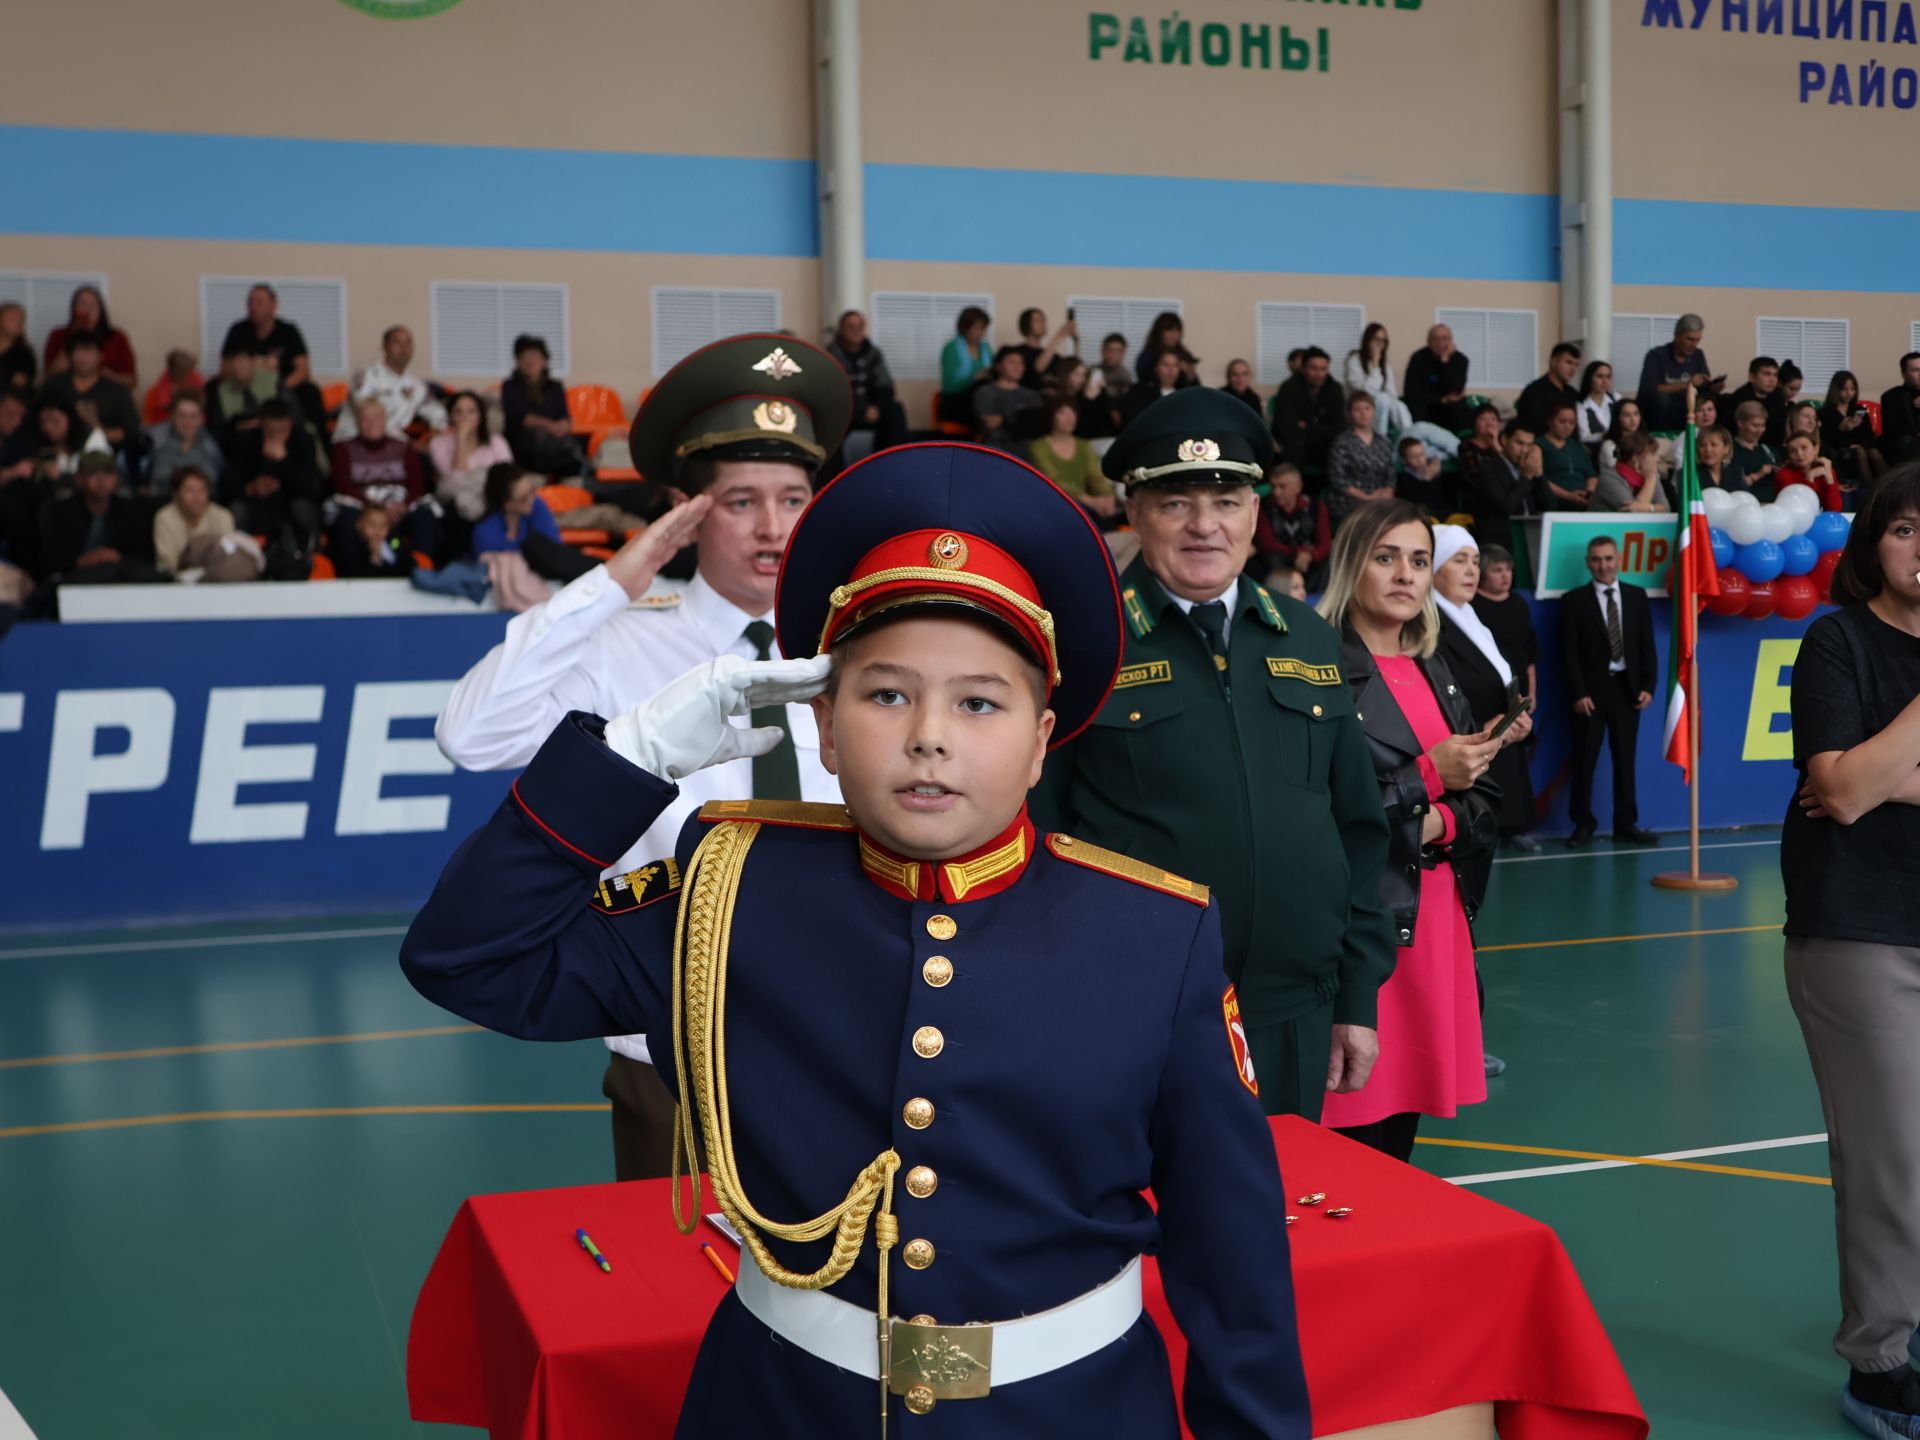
[698,798,857,831]
[1044,833,1210,906]
[589,858,684,914]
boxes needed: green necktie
[1191,599,1230,675]
[742,620,801,801]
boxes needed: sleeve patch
[589,858,683,915]
[1223,985,1260,1097]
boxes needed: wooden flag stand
[1654,389,1739,892]
[1652,652,1739,891]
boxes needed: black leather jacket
[1340,628,1500,946]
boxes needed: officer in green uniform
[1032,387,1396,1122]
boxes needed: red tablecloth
[408,1116,1645,1439]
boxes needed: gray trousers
[1785,936,1920,1371]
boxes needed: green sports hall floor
[0,830,1857,1438]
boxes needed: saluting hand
[604,653,833,781]
[606,493,714,601]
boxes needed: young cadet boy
[401,442,1309,1437]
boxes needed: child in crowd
[332,504,414,578]
[1776,431,1846,512]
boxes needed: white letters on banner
[189,687,326,844]
[335,681,457,836]
[39,689,177,850]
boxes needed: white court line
[0,925,408,962]
[1446,1132,1828,1186]
[1492,838,1780,865]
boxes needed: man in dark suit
[1560,535,1659,847]
[1879,351,1920,467]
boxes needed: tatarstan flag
[1664,422,1721,784]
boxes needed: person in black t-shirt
[221,284,325,429]
[1785,465,1920,1437]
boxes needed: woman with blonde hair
[1315,499,1514,1159]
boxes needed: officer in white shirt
[436,332,852,1177]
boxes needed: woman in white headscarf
[1431,524,1535,1078]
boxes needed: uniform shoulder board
[589,859,684,915]
[698,799,857,831]
[1044,833,1210,906]
[627,591,683,609]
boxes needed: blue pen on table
[576,1227,612,1273]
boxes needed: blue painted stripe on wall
[0,125,820,257]
[1617,197,1920,293]
[865,163,1561,282]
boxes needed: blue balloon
[1779,533,1819,577]
[1810,512,1852,553]
[1709,527,1735,570]
[1734,539,1785,583]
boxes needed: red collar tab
[818,529,1060,687]
[855,809,1035,904]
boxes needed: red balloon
[1812,548,1842,599]
[1708,569,1751,616]
[1744,579,1777,620]
[1774,574,1820,621]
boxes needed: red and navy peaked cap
[775,442,1125,747]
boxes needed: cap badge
[752,400,798,434]
[928,532,970,569]
[1176,438,1222,463]
[752,347,803,381]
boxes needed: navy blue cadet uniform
[400,442,1309,1437]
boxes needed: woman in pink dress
[1315,500,1527,1160]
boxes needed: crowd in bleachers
[5,287,1920,631]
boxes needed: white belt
[733,1247,1143,1394]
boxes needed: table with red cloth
[408,1116,1646,1440]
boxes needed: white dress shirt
[1593,581,1627,673]
[437,563,842,1062]
[1168,576,1244,652]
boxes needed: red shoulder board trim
[589,859,683,916]
[1223,985,1259,1097]
[698,799,856,831]
[1043,833,1210,906]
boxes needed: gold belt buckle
[887,1317,993,1402]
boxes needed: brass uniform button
[903,1097,935,1130]
[912,1026,944,1059]
[1128,710,1142,722]
[922,955,953,988]
[905,1385,937,1415]
[907,1313,937,1326]
[926,914,957,941]
[1213,655,1228,672]
[905,1165,938,1198]
[903,1238,935,1269]
[1311,703,1323,717]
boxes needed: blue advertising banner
[0,599,1811,930]
[0,614,516,931]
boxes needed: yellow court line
[0,1103,611,1141]
[1415,1135,1831,1186]
[0,1023,485,1070]
[1477,922,1779,953]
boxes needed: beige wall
[0,0,811,158]
[863,0,1557,192]
[0,236,819,403]
[1613,4,1914,205]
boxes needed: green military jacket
[1032,557,1396,1027]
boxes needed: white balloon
[1728,489,1762,511]
[1760,505,1796,545]
[1776,485,1819,518]
[1701,487,1733,523]
[1724,508,1767,546]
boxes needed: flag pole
[1655,384,1738,892]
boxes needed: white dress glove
[603,653,834,781]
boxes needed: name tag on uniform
[1114,660,1174,689]
[1266,657,1341,686]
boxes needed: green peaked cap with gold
[628,333,853,488]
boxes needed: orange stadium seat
[566,385,627,456]
[309,553,337,581]
[933,394,970,438]
[322,381,349,415]
[141,382,171,425]
[538,483,594,516]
